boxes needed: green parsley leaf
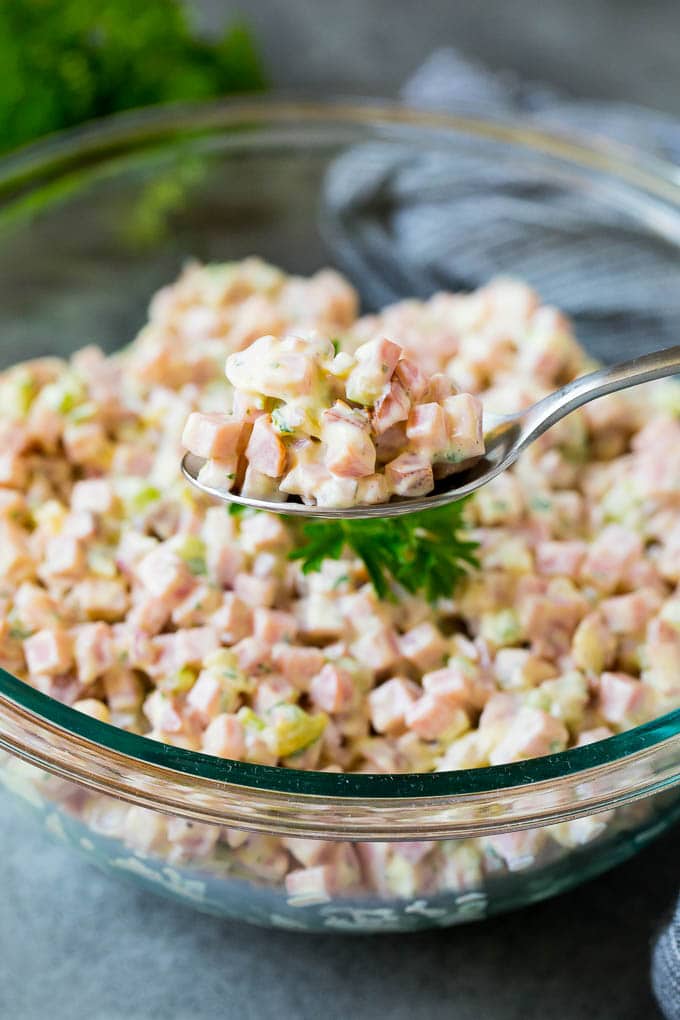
[288,499,479,602]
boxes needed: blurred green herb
[0,2,266,154]
[288,500,479,602]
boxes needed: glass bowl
[1,99,680,933]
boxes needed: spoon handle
[519,344,680,450]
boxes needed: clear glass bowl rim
[0,96,679,838]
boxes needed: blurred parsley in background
[0,0,266,155]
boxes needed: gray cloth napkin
[322,48,680,364]
[323,48,680,1019]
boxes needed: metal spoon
[182,344,680,520]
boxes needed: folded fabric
[322,47,680,364]
[322,48,680,1018]
[653,899,680,1020]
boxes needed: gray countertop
[1,792,670,1020]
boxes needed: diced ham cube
[62,510,97,541]
[598,672,646,726]
[127,595,170,636]
[0,520,34,582]
[398,622,447,672]
[356,473,391,505]
[181,412,249,460]
[536,540,587,577]
[252,674,298,715]
[209,593,252,644]
[384,452,434,497]
[233,572,277,608]
[271,643,325,689]
[642,618,680,697]
[322,404,377,479]
[350,623,399,673]
[116,530,158,575]
[405,691,469,740]
[253,607,297,645]
[394,356,428,401]
[368,676,420,734]
[24,627,73,676]
[441,393,485,462]
[421,665,490,710]
[345,337,402,405]
[406,403,449,455]
[171,583,222,628]
[309,663,355,713]
[580,525,644,593]
[245,415,287,478]
[600,589,662,635]
[135,546,194,601]
[489,707,568,764]
[576,726,614,747]
[494,648,556,690]
[62,422,108,466]
[71,622,114,685]
[202,713,246,759]
[72,579,129,622]
[173,627,220,668]
[372,381,411,435]
[423,373,455,403]
[239,512,290,554]
[196,458,239,493]
[14,583,59,632]
[71,479,117,515]
[206,542,245,589]
[0,451,27,488]
[285,866,334,904]
[103,669,143,714]
[186,671,224,726]
[41,536,85,578]
[231,636,271,674]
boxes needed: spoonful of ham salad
[181,331,680,520]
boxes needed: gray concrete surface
[0,793,671,1019]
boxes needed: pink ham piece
[441,393,485,462]
[72,622,114,685]
[322,403,376,478]
[405,690,468,740]
[489,707,568,764]
[598,672,646,726]
[210,594,253,645]
[201,713,246,759]
[372,381,411,435]
[398,622,448,672]
[181,412,249,461]
[384,452,434,497]
[406,403,449,456]
[270,643,325,688]
[71,479,117,515]
[244,415,287,478]
[535,540,588,578]
[368,676,420,734]
[308,663,355,713]
[345,337,402,404]
[24,627,74,676]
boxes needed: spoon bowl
[182,344,680,519]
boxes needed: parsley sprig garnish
[288,499,479,602]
